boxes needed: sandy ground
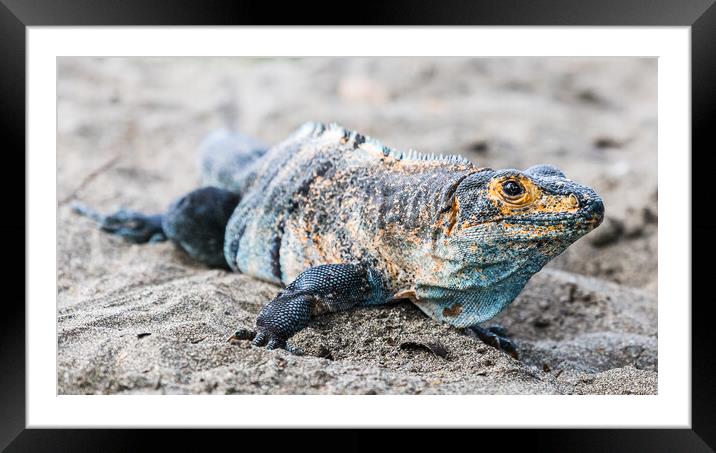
[57,57,657,394]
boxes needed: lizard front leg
[230,264,387,352]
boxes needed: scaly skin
[76,122,604,356]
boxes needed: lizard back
[223,122,481,293]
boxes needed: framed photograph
[5,0,713,450]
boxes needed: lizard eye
[501,180,524,198]
[490,176,536,207]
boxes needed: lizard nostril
[568,194,580,209]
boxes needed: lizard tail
[198,130,266,193]
[198,78,269,194]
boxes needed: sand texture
[57,57,657,394]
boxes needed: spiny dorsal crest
[291,121,473,166]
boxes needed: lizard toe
[487,324,509,337]
[495,336,519,360]
[469,325,520,360]
[266,338,287,350]
[251,332,269,347]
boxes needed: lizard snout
[578,194,604,227]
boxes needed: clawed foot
[228,327,302,355]
[251,329,288,350]
[468,325,519,359]
[73,202,166,243]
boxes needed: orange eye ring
[490,176,537,208]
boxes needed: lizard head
[445,164,604,260]
[415,164,604,327]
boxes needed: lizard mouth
[502,214,599,228]
[501,196,604,229]
[458,210,602,236]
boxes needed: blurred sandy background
[57,57,657,394]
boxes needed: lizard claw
[231,327,301,355]
[251,329,289,351]
[251,331,269,347]
[266,338,287,350]
[469,325,520,360]
[487,325,509,338]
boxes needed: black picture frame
[3,0,713,450]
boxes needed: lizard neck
[407,228,557,327]
[412,271,533,327]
